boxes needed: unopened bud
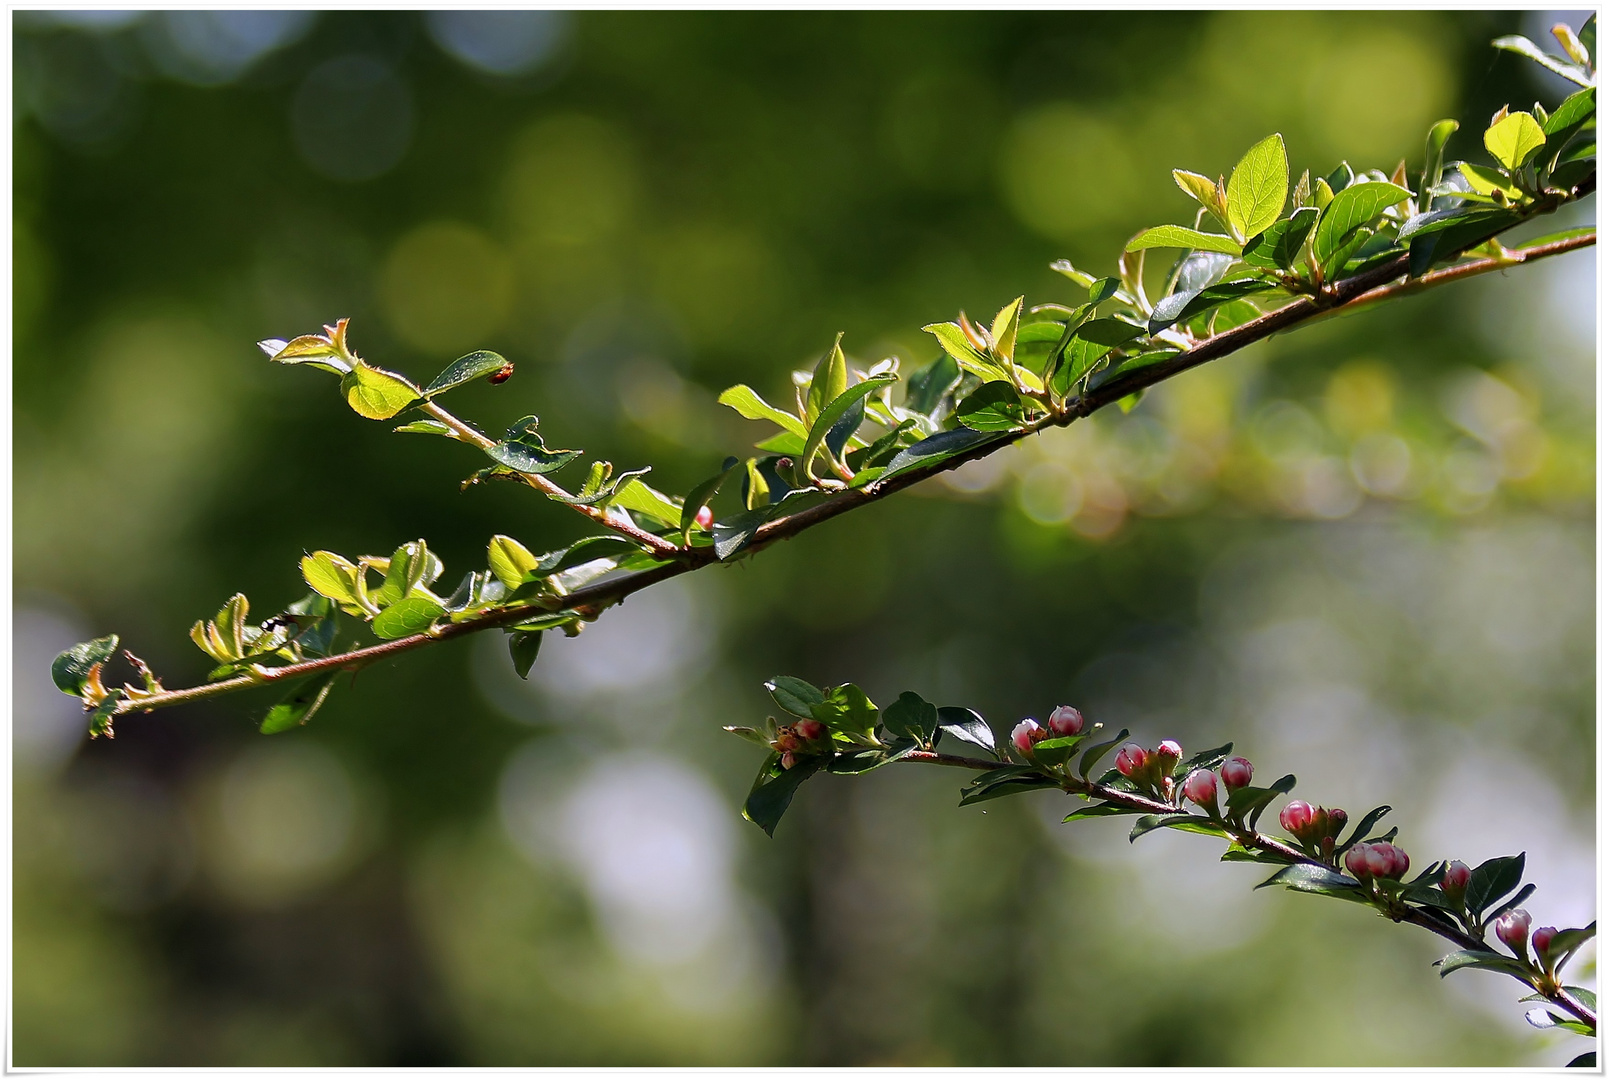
[1532,925,1557,960]
[1154,739,1182,775]
[780,751,798,770]
[1182,768,1219,811]
[1011,719,1048,756]
[1220,756,1253,790]
[1344,844,1372,881]
[1047,705,1085,737]
[1354,841,1408,881]
[1115,743,1149,779]
[1441,860,1470,899]
[797,719,827,742]
[1280,800,1318,838]
[1495,908,1533,955]
[694,505,714,530]
[1326,808,1348,837]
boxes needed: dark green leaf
[1079,727,1130,778]
[1150,280,1273,334]
[1566,987,1597,1011]
[903,352,960,415]
[1075,317,1148,347]
[1543,922,1596,969]
[1064,802,1145,822]
[960,771,1059,806]
[936,705,996,754]
[1336,805,1393,851]
[508,630,542,679]
[1567,1052,1597,1069]
[1313,181,1411,271]
[796,373,896,483]
[259,673,338,734]
[743,756,822,837]
[1256,863,1371,902]
[1174,741,1234,777]
[1240,206,1318,271]
[370,596,445,640]
[680,457,740,533]
[1131,812,1226,842]
[1049,336,1114,399]
[1088,276,1122,304]
[713,504,777,560]
[879,428,996,483]
[52,634,120,696]
[1407,209,1522,275]
[882,691,939,744]
[1246,773,1296,831]
[1466,853,1525,918]
[485,416,584,475]
[424,350,509,396]
[1323,161,1353,193]
[1543,87,1595,138]
[955,382,1028,431]
[1030,734,1084,768]
[1221,841,1293,865]
[826,748,894,775]
[766,676,824,718]
[1421,118,1459,197]
[85,691,121,739]
[1434,949,1533,979]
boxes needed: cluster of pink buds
[1115,739,1182,797]
[773,718,828,769]
[1279,800,1349,859]
[1012,705,1088,758]
[1344,841,1410,884]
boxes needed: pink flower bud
[1047,705,1085,737]
[1326,808,1348,837]
[1154,740,1182,774]
[1358,842,1408,881]
[1220,757,1253,790]
[1011,719,1047,755]
[1182,768,1219,810]
[1441,860,1471,896]
[694,505,714,530]
[1532,926,1557,959]
[1344,843,1372,881]
[1115,743,1149,779]
[796,719,827,742]
[1495,908,1532,954]
[1280,800,1317,837]
[780,751,798,770]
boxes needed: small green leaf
[796,374,897,485]
[882,691,939,744]
[1225,133,1288,241]
[393,419,456,438]
[1148,279,1273,335]
[1421,118,1459,195]
[1125,225,1243,255]
[1313,182,1412,273]
[1435,949,1534,979]
[1492,34,1594,87]
[301,551,362,607]
[1030,734,1084,768]
[85,691,121,739]
[767,675,825,718]
[52,635,120,697]
[1566,987,1597,1012]
[922,322,1007,382]
[1466,853,1525,918]
[487,535,539,591]
[1088,276,1122,304]
[424,350,509,396]
[989,296,1024,365]
[1171,169,1228,228]
[959,771,1058,806]
[1064,802,1145,822]
[340,362,421,420]
[1257,863,1371,903]
[260,674,338,734]
[1567,1052,1597,1069]
[743,755,822,837]
[485,416,584,475]
[936,705,996,754]
[1079,727,1130,778]
[811,684,880,745]
[508,630,542,679]
[1337,805,1393,850]
[370,596,445,639]
[1240,207,1318,271]
[1484,111,1548,170]
[879,428,996,483]
[1131,813,1228,842]
[1074,317,1148,347]
[903,352,960,415]
[718,385,808,439]
[955,382,1028,432]
[805,333,848,426]
[681,458,740,534]
[611,478,682,529]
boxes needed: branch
[107,229,1594,719]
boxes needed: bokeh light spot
[292,55,414,183]
[379,221,514,356]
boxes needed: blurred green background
[13,10,1596,1066]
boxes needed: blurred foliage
[13,10,1595,1066]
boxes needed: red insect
[487,362,515,385]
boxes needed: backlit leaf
[340,362,420,420]
[1225,133,1288,241]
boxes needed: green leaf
[1030,734,1084,768]
[340,361,421,420]
[52,634,120,696]
[1408,208,1523,275]
[681,458,740,534]
[1225,133,1288,241]
[1148,279,1273,335]
[796,374,897,484]
[827,748,896,775]
[1313,182,1412,274]
[882,691,939,744]
[743,755,822,837]
[922,322,1007,383]
[1245,773,1297,831]
[1484,111,1548,170]
[485,416,584,475]
[936,705,996,754]
[767,675,825,718]
[718,385,808,439]
[1078,727,1130,778]
[1172,169,1228,228]
[1125,225,1243,256]
[1256,863,1371,903]
[370,596,445,639]
[301,551,362,607]
[424,350,509,396]
[1221,841,1293,865]
[1074,317,1148,347]
[1088,276,1122,304]
[713,504,778,561]
[1492,34,1593,87]
[879,428,996,483]
[393,419,457,438]
[903,352,959,415]
[990,296,1024,365]
[85,691,121,739]
[1064,802,1146,822]
[812,684,880,745]
[612,478,682,528]
[959,772,1059,806]
[1567,1053,1597,1069]
[487,535,539,591]
[1434,949,1533,979]
[508,630,542,679]
[260,673,338,734]
[1336,805,1392,850]
[1544,87,1596,138]
[1421,118,1459,196]
[805,333,848,426]
[1544,923,1597,969]
[1464,853,1526,918]
[264,334,350,375]
[1567,987,1597,1012]
[955,382,1028,432]
[1240,206,1318,271]
[1131,812,1227,842]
